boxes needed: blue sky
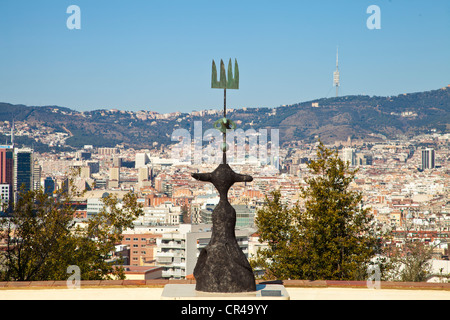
[0,0,449,113]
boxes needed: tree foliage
[0,180,143,281]
[252,141,379,280]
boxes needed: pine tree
[252,141,379,280]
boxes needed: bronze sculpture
[191,59,256,292]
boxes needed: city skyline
[1,0,449,113]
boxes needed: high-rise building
[138,166,152,188]
[110,167,120,180]
[109,166,120,188]
[342,147,356,166]
[14,148,33,202]
[80,166,91,179]
[0,146,14,208]
[138,166,149,182]
[356,153,373,166]
[86,160,100,174]
[155,176,163,193]
[44,177,55,196]
[421,148,435,170]
[32,159,41,191]
[0,146,14,185]
[135,153,150,168]
[76,151,91,160]
[113,157,122,168]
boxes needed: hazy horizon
[2,83,448,115]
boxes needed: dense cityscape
[1,115,449,282]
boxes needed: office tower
[86,160,100,174]
[78,151,92,160]
[0,146,14,208]
[135,153,150,168]
[14,148,33,196]
[14,148,33,193]
[113,157,122,168]
[356,153,373,166]
[109,166,120,188]
[110,167,120,181]
[61,177,70,194]
[421,148,435,170]
[32,159,41,191]
[80,166,91,179]
[138,166,149,182]
[44,177,55,196]
[138,166,151,187]
[14,148,33,202]
[342,147,356,166]
[155,176,163,192]
[0,146,14,185]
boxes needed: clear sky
[0,0,449,113]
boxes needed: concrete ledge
[0,279,449,291]
[1,282,450,300]
[161,284,290,300]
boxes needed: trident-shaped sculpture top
[211,59,239,90]
[191,58,256,293]
[210,58,239,161]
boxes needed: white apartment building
[135,153,150,168]
[0,184,10,211]
[84,190,128,218]
[341,147,357,166]
[155,224,251,280]
[134,202,181,226]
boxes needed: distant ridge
[0,86,449,151]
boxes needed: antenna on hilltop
[333,46,340,97]
[11,117,15,146]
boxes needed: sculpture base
[161,284,290,300]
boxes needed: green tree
[0,187,76,281]
[250,190,301,279]
[79,192,144,280]
[252,141,379,280]
[0,183,143,281]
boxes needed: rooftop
[1,280,449,300]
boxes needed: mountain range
[1,85,449,152]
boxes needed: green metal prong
[211,59,239,90]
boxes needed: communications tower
[333,47,340,97]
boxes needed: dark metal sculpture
[191,59,256,293]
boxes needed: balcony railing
[159,241,185,249]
